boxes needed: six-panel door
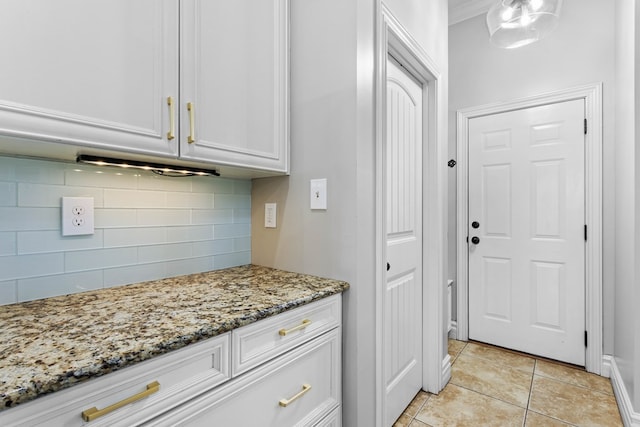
[468,99,586,366]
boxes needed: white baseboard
[609,355,640,426]
[441,353,452,389]
[602,354,612,378]
[448,321,457,340]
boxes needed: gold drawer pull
[279,319,312,336]
[279,384,311,407]
[187,102,195,144]
[166,96,175,140]
[81,381,160,422]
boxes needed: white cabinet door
[179,0,289,173]
[0,0,179,157]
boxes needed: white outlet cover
[265,203,277,228]
[310,179,327,210]
[62,197,95,236]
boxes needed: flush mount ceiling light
[76,155,220,177]
[487,0,562,49]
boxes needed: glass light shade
[486,0,563,49]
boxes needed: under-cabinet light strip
[76,154,220,177]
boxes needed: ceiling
[449,0,494,25]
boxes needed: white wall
[614,0,640,411]
[0,155,251,304]
[448,0,616,354]
[251,0,448,425]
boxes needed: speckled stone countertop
[0,265,349,410]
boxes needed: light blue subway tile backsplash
[0,182,16,206]
[0,281,16,305]
[0,253,65,280]
[103,227,168,248]
[17,230,104,255]
[214,223,251,239]
[0,156,251,305]
[233,208,252,224]
[103,263,167,288]
[166,225,214,243]
[0,207,60,231]
[65,168,138,189]
[18,183,105,207]
[0,232,16,256]
[213,251,251,270]
[136,209,191,227]
[166,191,214,209]
[17,271,104,302]
[165,256,213,277]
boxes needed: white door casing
[468,100,586,366]
[375,6,447,426]
[456,84,603,374]
[384,57,423,426]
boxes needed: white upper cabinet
[179,0,289,173]
[0,0,289,176]
[0,0,179,157]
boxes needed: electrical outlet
[62,197,95,236]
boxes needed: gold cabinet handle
[279,319,312,336]
[166,97,175,140]
[81,381,160,422]
[279,384,311,407]
[187,102,195,144]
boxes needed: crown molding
[449,0,494,26]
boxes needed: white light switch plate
[265,203,277,228]
[62,197,95,236]
[310,179,327,210]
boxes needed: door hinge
[584,118,588,135]
[584,330,588,347]
[584,224,588,241]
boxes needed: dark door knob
[387,262,391,271]
[471,236,480,245]
[471,221,480,229]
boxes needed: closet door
[0,0,179,157]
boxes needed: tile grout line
[456,349,536,372]
[448,382,529,410]
[532,372,615,397]
[523,359,537,426]
[526,408,581,427]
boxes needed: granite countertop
[0,265,349,410]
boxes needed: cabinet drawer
[314,407,341,427]
[232,294,341,376]
[151,328,341,427]
[0,333,230,427]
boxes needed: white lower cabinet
[0,295,342,427]
[150,328,341,427]
[314,407,342,427]
[0,333,230,427]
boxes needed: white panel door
[468,100,585,366]
[0,0,179,156]
[180,0,288,172]
[384,57,423,426]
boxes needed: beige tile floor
[393,339,623,427]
